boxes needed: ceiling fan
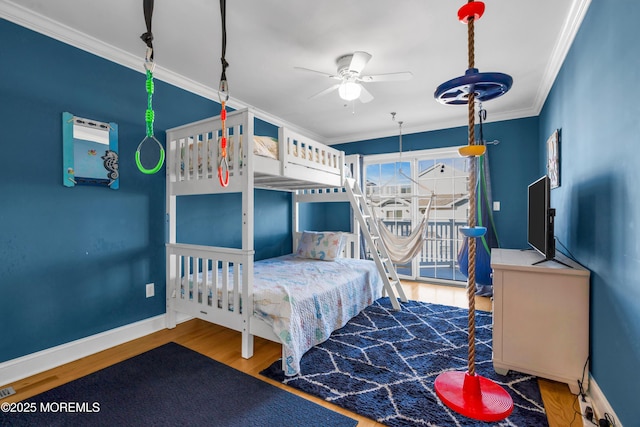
[295,51,413,103]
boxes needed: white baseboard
[0,313,191,387]
[588,375,623,427]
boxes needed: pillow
[295,231,345,261]
[253,136,279,160]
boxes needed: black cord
[219,0,229,85]
[140,0,154,60]
[477,106,487,145]
[555,236,578,262]
[568,357,596,426]
[578,356,590,401]
[569,396,580,426]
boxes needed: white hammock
[374,196,434,265]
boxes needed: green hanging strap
[136,0,165,175]
[145,70,155,137]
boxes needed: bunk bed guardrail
[166,108,346,194]
[166,243,254,336]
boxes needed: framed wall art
[62,112,119,189]
[546,129,560,189]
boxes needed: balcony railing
[381,219,467,267]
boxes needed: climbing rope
[136,0,165,175]
[465,0,478,378]
[217,0,230,187]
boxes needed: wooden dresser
[491,248,590,394]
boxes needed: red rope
[218,101,229,187]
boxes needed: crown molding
[531,0,592,115]
[325,106,539,146]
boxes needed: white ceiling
[1,0,591,144]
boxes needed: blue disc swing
[435,67,512,106]
[432,1,514,422]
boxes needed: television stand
[491,249,590,394]
[532,257,573,269]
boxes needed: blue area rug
[1,342,356,427]
[261,298,548,426]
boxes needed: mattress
[181,254,382,376]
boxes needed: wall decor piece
[62,112,119,189]
[546,129,560,189]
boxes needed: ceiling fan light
[338,82,361,101]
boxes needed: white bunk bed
[165,108,382,376]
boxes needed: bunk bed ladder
[344,177,407,311]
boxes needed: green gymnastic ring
[136,136,165,174]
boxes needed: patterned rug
[261,298,548,426]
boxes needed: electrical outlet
[146,283,154,298]
[0,386,15,398]
[493,201,501,211]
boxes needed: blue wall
[538,1,638,423]
[298,202,352,233]
[334,117,540,250]
[0,18,290,363]
[176,190,293,260]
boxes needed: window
[363,147,468,283]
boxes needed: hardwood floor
[2,281,581,426]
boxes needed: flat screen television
[527,175,555,262]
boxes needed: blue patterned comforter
[253,255,382,375]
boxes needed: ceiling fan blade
[294,66,339,79]
[360,71,413,83]
[308,83,340,100]
[349,51,372,74]
[358,85,374,103]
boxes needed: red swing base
[434,371,514,422]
